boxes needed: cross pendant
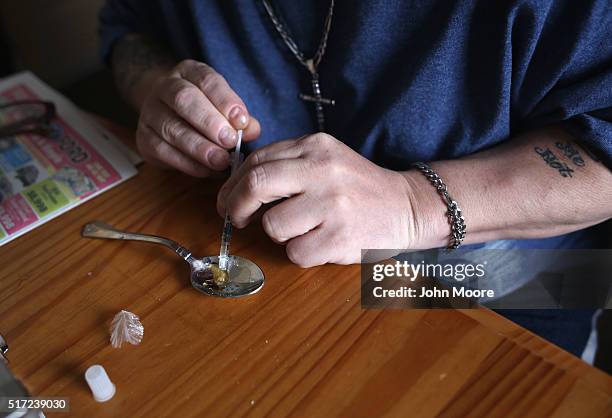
[299,71,335,132]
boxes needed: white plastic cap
[85,364,116,402]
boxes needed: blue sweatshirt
[99,0,612,249]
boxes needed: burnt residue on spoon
[189,256,264,298]
[193,263,229,289]
[211,265,230,288]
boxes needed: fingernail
[229,107,248,129]
[218,126,237,147]
[210,149,229,170]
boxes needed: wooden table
[1,123,611,418]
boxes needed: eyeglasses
[0,334,7,363]
[0,100,57,139]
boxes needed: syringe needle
[218,213,232,270]
[218,129,243,272]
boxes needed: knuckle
[331,193,351,212]
[193,140,210,157]
[249,149,264,166]
[314,132,328,142]
[199,70,223,92]
[286,243,315,268]
[300,134,321,148]
[318,132,335,143]
[329,229,347,247]
[176,59,203,72]
[286,243,305,267]
[262,211,284,242]
[176,59,193,69]
[183,136,202,158]
[246,165,267,194]
[200,112,221,132]
[302,133,331,148]
[161,119,184,143]
[171,87,196,111]
[326,159,344,178]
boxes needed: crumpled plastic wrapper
[110,310,144,348]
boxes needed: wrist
[397,169,451,249]
[111,34,175,111]
[130,66,173,111]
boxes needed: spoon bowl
[190,256,264,297]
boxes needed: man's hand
[136,59,261,177]
[217,133,416,267]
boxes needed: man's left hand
[217,133,417,267]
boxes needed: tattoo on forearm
[112,35,174,98]
[534,146,575,178]
[555,141,585,167]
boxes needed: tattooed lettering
[555,141,585,167]
[534,146,574,178]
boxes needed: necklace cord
[261,0,335,73]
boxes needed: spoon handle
[81,221,194,262]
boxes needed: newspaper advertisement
[0,72,137,246]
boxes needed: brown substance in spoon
[210,265,230,288]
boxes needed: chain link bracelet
[411,162,466,249]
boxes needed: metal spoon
[81,221,264,298]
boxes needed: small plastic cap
[85,364,116,402]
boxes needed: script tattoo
[555,141,585,167]
[534,146,574,178]
[112,35,174,99]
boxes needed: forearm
[111,34,175,110]
[403,126,612,248]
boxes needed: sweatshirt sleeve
[98,0,168,65]
[514,0,612,168]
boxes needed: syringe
[218,129,243,272]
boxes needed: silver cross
[299,66,335,131]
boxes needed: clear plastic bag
[110,310,144,348]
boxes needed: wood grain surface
[0,122,611,417]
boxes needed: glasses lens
[0,101,48,124]
[0,101,55,139]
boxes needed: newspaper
[0,71,138,246]
[89,115,143,166]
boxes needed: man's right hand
[136,59,260,177]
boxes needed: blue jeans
[495,309,595,357]
[484,229,604,357]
